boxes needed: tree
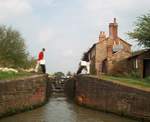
[0,25,31,68]
[128,13,150,48]
[23,56,37,69]
[66,71,72,77]
[53,72,65,79]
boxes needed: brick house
[127,49,150,78]
[87,18,132,75]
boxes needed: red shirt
[38,51,44,61]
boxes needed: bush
[90,64,96,75]
[144,76,150,82]
[110,60,129,76]
[129,70,140,78]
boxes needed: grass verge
[101,75,150,89]
[0,71,33,80]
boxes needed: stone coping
[0,74,48,83]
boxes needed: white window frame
[135,58,138,69]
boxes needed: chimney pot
[114,18,116,23]
[99,31,106,41]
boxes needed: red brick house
[87,18,132,75]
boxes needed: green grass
[101,75,150,89]
[0,71,33,80]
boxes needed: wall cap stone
[0,74,48,83]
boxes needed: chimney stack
[109,18,118,39]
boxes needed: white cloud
[41,0,55,6]
[1,0,150,73]
[82,0,134,12]
[83,0,109,12]
[0,0,32,20]
[30,0,56,8]
[37,27,63,48]
[38,28,53,43]
[62,49,73,57]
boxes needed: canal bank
[0,74,149,122]
[65,75,150,122]
[0,74,49,118]
[0,93,137,122]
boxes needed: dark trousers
[77,66,86,75]
[40,64,46,73]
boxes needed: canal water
[0,93,138,122]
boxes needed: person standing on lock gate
[77,52,90,75]
[35,48,46,73]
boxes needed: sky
[0,0,150,73]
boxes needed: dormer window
[112,40,123,53]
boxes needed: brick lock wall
[75,75,150,121]
[0,74,48,117]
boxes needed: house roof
[87,43,97,54]
[118,37,132,46]
[128,49,150,59]
[87,37,131,54]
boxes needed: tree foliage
[128,13,150,48]
[23,56,37,69]
[53,72,65,79]
[0,25,35,68]
[66,71,72,76]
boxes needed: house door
[143,59,150,78]
[102,59,107,73]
